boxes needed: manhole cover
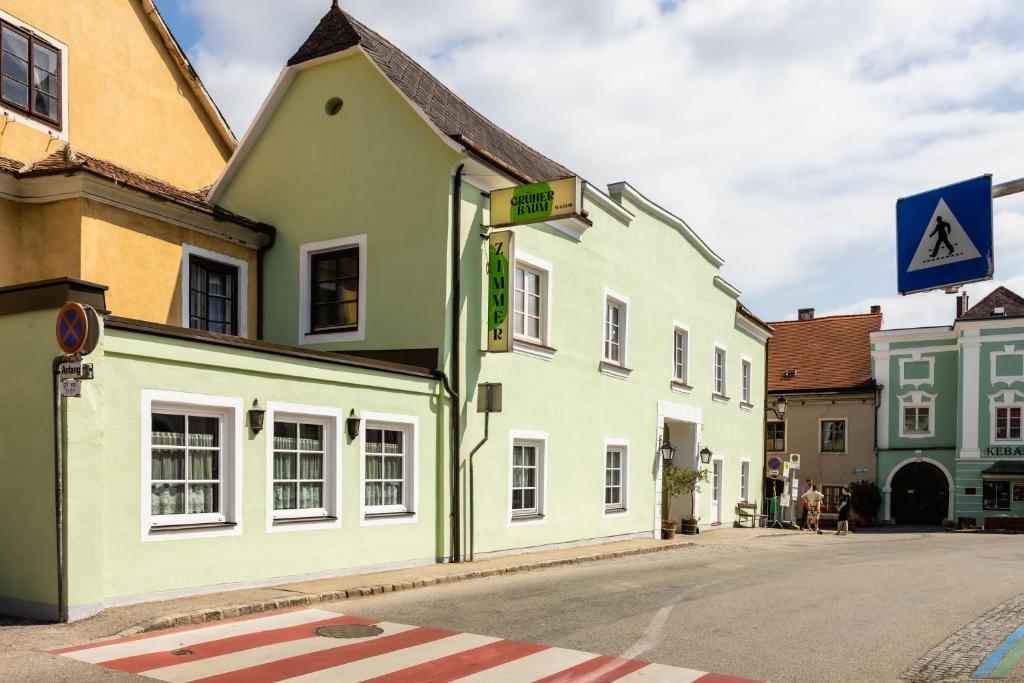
[314,624,383,639]
[171,648,193,656]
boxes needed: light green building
[873,287,1024,526]
[0,5,770,621]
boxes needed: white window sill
[670,380,692,395]
[513,339,557,361]
[739,401,754,412]
[509,513,546,526]
[144,520,241,541]
[899,433,934,439]
[361,510,417,526]
[604,507,628,516]
[711,393,731,405]
[600,361,632,380]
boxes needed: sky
[155,0,1024,329]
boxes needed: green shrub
[850,479,882,520]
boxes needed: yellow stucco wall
[0,198,82,283]
[0,0,231,189]
[80,200,257,331]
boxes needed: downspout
[256,231,277,340]
[450,164,465,562]
[467,412,490,562]
[51,358,66,622]
[762,355,769,517]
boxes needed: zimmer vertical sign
[487,230,515,353]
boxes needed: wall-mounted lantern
[248,399,266,434]
[658,438,676,463]
[767,395,789,421]
[699,446,713,465]
[346,409,361,441]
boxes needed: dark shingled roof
[288,4,573,184]
[12,146,274,238]
[960,286,1024,320]
[0,156,24,173]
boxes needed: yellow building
[0,0,271,336]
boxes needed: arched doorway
[890,461,949,525]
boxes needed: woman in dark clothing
[836,485,851,536]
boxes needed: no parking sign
[55,303,99,356]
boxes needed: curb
[120,541,696,636]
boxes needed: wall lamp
[699,446,713,465]
[346,409,362,441]
[767,395,789,421]
[657,438,677,463]
[248,399,266,434]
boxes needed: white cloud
[180,0,1024,326]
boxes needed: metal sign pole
[992,178,1024,198]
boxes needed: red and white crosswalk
[51,607,761,682]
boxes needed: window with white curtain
[272,418,328,518]
[150,411,222,523]
[512,441,542,517]
[364,422,412,514]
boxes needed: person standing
[799,478,813,530]
[802,484,824,535]
[836,485,851,536]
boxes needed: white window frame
[512,251,554,359]
[0,9,69,140]
[140,390,243,542]
[360,411,418,526]
[265,402,342,533]
[672,322,690,389]
[741,356,753,405]
[819,417,849,454]
[897,390,936,439]
[713,344,728,399]
[299,234,367,345]
[766,419,786,452]
[991,345,1024,385]
[508,430,548,525]
[898,354,935,388]
[740,458,750,502]
[601,289,630,369]
[603,438,629,515]
[181,244,249,337]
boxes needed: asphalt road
[6,529,1024,681]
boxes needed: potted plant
[663,464,709,536]
[849,479,882,528]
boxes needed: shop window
[995,407,1022,441]
[821,419,847,453]
[1,21,60,128]
[983,480,1011,510]
[605,446,627,512]
[766,421,785,452]
[299,235,367,344]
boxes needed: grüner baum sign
[487,230,515,353]
[489,177,580,229]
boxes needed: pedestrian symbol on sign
[906,198,983,273]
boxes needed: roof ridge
[767,312,882,325]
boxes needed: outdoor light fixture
[248,399,266,434]
[346,409,361,441]
[699,446,713,465]
[767,395,788,421]
[657,438,677,463]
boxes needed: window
[741,359,752,404]
[766,421,785,452]
[150,412,222,522]
[714,347,727,396]
[188,256,239,335]
[272,419,327,518]
[740,461,750,501]
[821,485,843,513]
[821,419,847,453]
[983,480,1011,510]
[605,447,626,511]
[996,407,1022,441]
[364,423,412,514]
[311,247,359,333]
[673,327,689,384]
[604,299,624,363]
[512,444,539,515]
[299,235,367,344]
[0,21,60,127]
[903,406,931,435]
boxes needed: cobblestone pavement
[902,594,1024,682]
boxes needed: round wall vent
[325,97,344,116]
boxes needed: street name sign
[897,175,993,295]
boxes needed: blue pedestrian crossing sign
[897,175,993,295]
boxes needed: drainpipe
[467,412,490,562]
[256,231,277,340]
[762,354,769,518]
[449,164,465,562]
[51,357,66,622]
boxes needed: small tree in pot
[663,464,710,536]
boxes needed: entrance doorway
[890,461,949,525]
[710,460,722,524]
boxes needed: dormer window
[1,21,60,128]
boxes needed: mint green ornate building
[873,288,1024,525]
